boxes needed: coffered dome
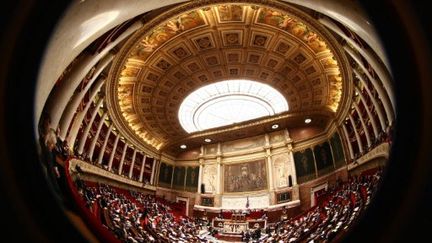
[105,0,351,153]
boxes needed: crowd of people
[75,179,209,242]
[72,169,381,243]
[262,170,382,243]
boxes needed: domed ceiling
[106,0,351,154]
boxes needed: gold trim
[105,0,352,154]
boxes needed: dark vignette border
[0,1,431,242]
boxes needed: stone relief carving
[221,194,269,209]
[222,136,265,153]
[202,164,217,193]
[272,153,291,188]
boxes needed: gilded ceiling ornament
[106,1,350,153]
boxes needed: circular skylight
[179,80,288,133]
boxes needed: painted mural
[222,135,265,153]
[224,160,267,192]
[294,148,316,183]
[158,162,173,188]
[330,132,346,168]
[173,166,186,190]
[129,10,206,60]
[270,130,285,144]
[256,8,328,53]
[217,5,244,22]
[205,144,218,155]
[314,142,335,176]
[185,166,199,192]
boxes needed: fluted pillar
[153,159,161,185]
[139,155,147,182]
[355,86,379,139]
[129,149,137,179]
[77,98,104,154]
[353,101,371,148]
[283,129,297,186]
[349,114,363,154]
[58,54,113,140]
[345,46,394,124]
[216,143,222,195]
[151,159,158,185]
[354,69,387,131]
[108,134,120,171]
[216,157,222,194]
[319,16,394,104]
[118,143,128,175]
[97,124,113,164]
[67,79,105,151]
[197,159,204,193]
[288,145,297,186]
[264,134,274,191]
[342,124,354,159]
[44,21,143,131]
[88,112,107,161]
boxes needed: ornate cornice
[106,0,351,155]
[69,158,156,190]
[347,142,390,170]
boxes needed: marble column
[108,134,120,171]
[311,147,319,178]
[88,112,107,161]
[44,21,143,130]
[349,114,363,154]
[197,159,204,193]
[139,155,147,182]
[216,157,222,195]
[77,98,104,154]
[354,69,387,131]
[97,124,113,164]
[355,86,379,139]
[216,143,222,194]
[67,80,105,151]
[345,46,394,124]
[342,123,354,159]
[284,129,297,186]
[353,101,371,148]
[264,134,274,191]
[154,159,162,185]
[118,143,128,175]
[319,16,394,108]
[150,159,157,185]
[288,144,298,186]
[129,149,137,179]
[343,44,395,113]
[58,54,112,140]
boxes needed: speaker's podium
[231,213,246,221]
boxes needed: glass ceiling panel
[178,79,289,133]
